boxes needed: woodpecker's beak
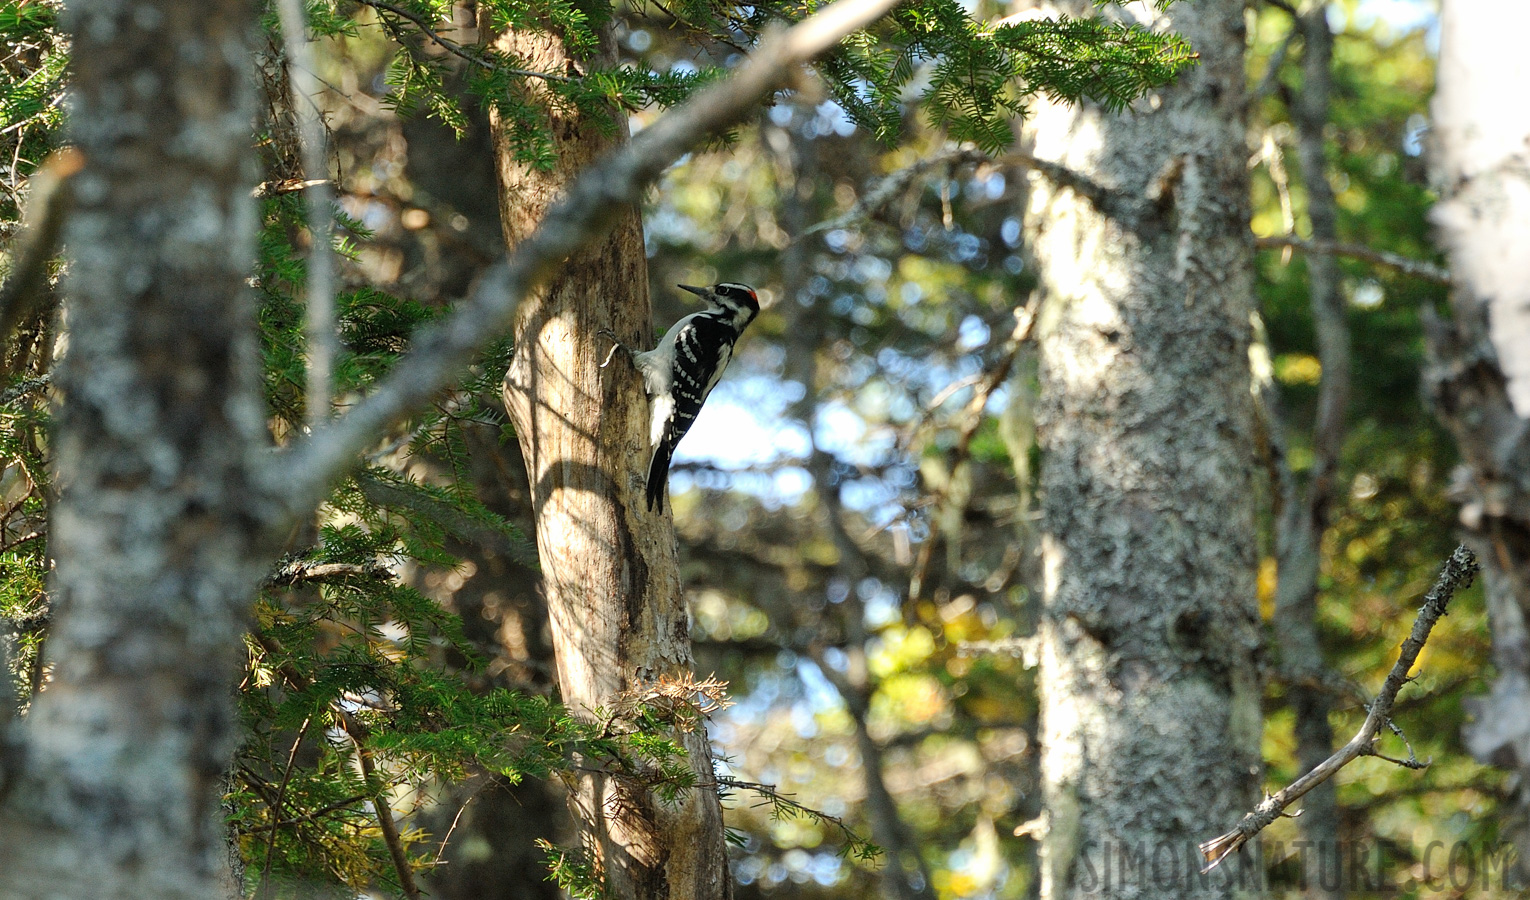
[677,284,709,299]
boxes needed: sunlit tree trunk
[1428,1,1530,883]
[480,16,732,900]
[1020,1,1262,896]
[0,0,268,896]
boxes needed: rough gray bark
[1427,0,1530,883]
[1271,6,1346,896]
[1021,1,1262,896]
[0,1,270,897]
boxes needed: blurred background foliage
[0,0,1500,897]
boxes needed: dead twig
[1197,545,1480,872]
[803,145,1133,240]
[262,559,395,587]
[242,792,370,834]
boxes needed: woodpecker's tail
[646,442,675,512]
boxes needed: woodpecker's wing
[645,314,738,511]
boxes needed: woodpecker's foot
[597,329,632,369]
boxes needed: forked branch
[1197,545,1480,872]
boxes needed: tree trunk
[1021,1,1262,897]
[0,1,268,897]
[481,17,732,900]
[1272,7,1345,896]
[1427,1,1530,884]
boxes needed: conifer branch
[716,776,882,860]
[252,631,423,900]
[275,0,904,521]
[355,0,571,83]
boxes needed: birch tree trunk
[1428,1,1530,882]
[480,17,732,900]
[1021,1,1262,896]
[0,0,269,896]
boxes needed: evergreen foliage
[0,0,1201,895]
[363,0,1192,164]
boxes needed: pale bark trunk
[0,1,268,897]
[1022,1,1262,896]
[1428,1,1530,883]
[481,18,732,900]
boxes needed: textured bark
[1428,1,1530,884]
[1022,1,1262,897]
[0,0,268,897]
[1271,8,1345,896]
[481,17,732,900]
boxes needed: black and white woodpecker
[602,282,760,512]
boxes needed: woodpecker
[602,282,760,512]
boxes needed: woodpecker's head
[679,282,760,329]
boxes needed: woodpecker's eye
[716,283,758,305]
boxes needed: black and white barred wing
[646,315,738,512]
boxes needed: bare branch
[353,732,423,900]
[275,0,338,431]
[1197,546,1480,872]
[802,146,990,238]
[262,559,395,587]
[273,0,904,522]
[802,143,1136,241]
[0,149,82,357]
[1256,234,1451,285]
[1248,22,1296,108]
[253,178,331,199]
[242,793,370,834]
[258,716,315,899]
